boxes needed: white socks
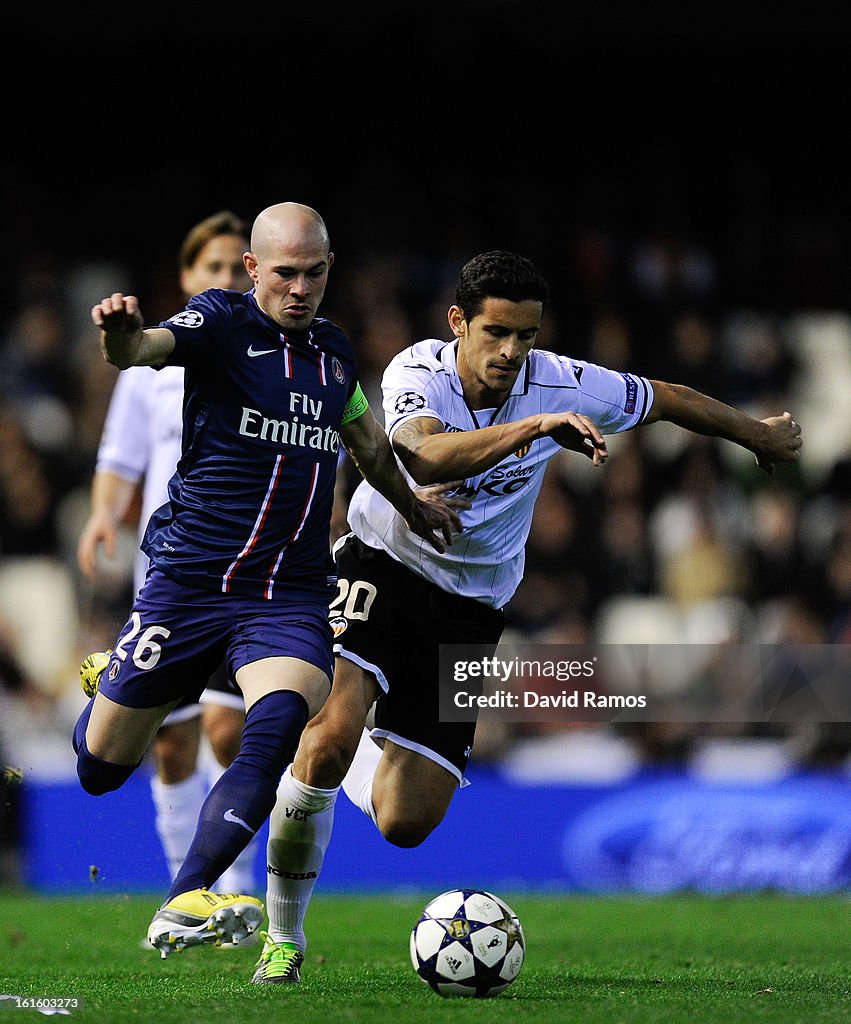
[265,732,385,952]
[150,771,207,881]
[265,765,340,951]
[341,728,383,825]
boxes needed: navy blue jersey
[141,288,359,600]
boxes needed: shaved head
[250,202,330,259]
[244,202,334,330]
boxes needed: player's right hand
[91,292,144,333]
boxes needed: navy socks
[166,689,309,901]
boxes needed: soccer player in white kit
[251,249,804,983]
[77,211,259,895]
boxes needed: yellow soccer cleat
[146,889,264,959]
[80,650,112,698]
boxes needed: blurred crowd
[0,216,849,879]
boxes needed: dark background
[3,11,849,324]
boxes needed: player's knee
[76,745,137,795]
[209,729,242,768]
[237,690,309,780]
[205,718,243,767]
[297,721,357,788]
[153,731,199,783]
[378,813,437,849]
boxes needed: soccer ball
[410,889,525,997]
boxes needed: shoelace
[257,930,276,960]
[256,932,300,970]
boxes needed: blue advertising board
[20,765,850,895]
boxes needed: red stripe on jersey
[265,461,320,600]
[222,454,284,593]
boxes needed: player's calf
[370,740,457,847]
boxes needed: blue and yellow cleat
[147,888,264,959]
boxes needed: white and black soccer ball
[410,889,525,998]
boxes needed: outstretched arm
[91,292,175,369]
[339,407,464,552]
[391,411,608,485]
[645,380,803,473]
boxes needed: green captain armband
[341,381,369,425]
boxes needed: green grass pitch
[0,892,847,1023]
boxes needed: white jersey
[95,365,185,594]
[348,339,654,609]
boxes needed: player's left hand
[405,480,470,553]
[544,412,609,466]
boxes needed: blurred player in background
[257,249,803,983]
[72,202,459,958]
[77,211,260,899]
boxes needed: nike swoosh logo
[247,345,278,357]
[223,808,256,834]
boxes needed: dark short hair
[454,250,549,321]
[179,211,249,270]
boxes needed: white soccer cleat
[146,888,264,959]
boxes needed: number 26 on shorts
[114,611,171,670]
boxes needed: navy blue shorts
[99,569,334,709]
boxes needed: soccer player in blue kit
[72,202,459,957]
